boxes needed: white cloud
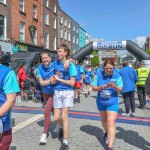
[132,36,146,48]
[91,38,104,42]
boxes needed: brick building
[58,9,72,49]
[0,0,12,40]
[11,0,42,46]
[42,0,59,50]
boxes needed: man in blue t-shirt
[70,58,84,103]
[0,53,20,149]
[120,61,138,117]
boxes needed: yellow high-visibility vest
[136,67,150,86]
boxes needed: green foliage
[91,50,100,66]
[146,49,150,55]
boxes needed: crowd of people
[0,44,150,150]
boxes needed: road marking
[12,114,43,133]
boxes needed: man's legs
[137,86,145,108]
[129,91,135,113]
[122,92,130,114]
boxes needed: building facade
[58,9,72,50]
[71,20,79,54]
[0,0,12,40]
[42,0,59,50]
[11,0,42,47]
[79,27,86,50]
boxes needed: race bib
[100,90,111,99]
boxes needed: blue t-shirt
[53,59,77,90]
[93,70,123,106]
[4,71,20,94]
[37,63,55,94]
[0,65,20,132]
[75,65,84,81]
[120,66,138,93]
[84,70,92,84]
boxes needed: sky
[59,0,150,46]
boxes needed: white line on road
[12,114,44,133]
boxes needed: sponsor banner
[93,41,126,50]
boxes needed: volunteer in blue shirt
[92,59,123,150]
[53,44,77,150]
[120,61,138,117]
[0,54,20,150]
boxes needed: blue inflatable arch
[71,40,150,69]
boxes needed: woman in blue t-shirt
[92,59,123,150]
[37,52,56,144]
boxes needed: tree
[146,49,150,55]
[91,50,100,66]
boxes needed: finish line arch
[71,40,150,69]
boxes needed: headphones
[102,70,113,78]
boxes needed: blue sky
[59,0,150,42]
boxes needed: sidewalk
[11,91,150,150]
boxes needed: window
[53,36,56,50]
[53,4,56,13]
[68,22,70,29]
[68,32,70,41]
[73,35,75,43]
[73,26,75,32]
[0,0,6,4]
[60,28,63,38]
[53,18,56,29]
[64,19,67,26]
[33,29,37,45]
[20,22,25,42]
[0,14,5,39]
[45,0,49,7]
[20,0,24,12]
[33,5,37,19]
[64,30,67,40]
[76,28,78,33]
[60,16,63,24]
[44,32,49,49]
[45,13,49,25]
[76,37,78,45]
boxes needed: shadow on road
[10,146,17,150]
[37,120,59,139]
[116,127,150,150]
[80,125,107,149]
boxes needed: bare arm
[54,75,75,87]
[92,85,108,92]
[38,76,55,86]
[0,93,16,116]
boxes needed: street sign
[12,46,19,53]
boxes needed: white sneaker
[131,112,135,117]
[39,133,47,144]
[121,113,130,117]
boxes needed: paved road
[10,91,150,150]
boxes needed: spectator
[136,62,149,109]
[0,53,20,150]
[18,62,27,97]
[120,61,138,117]
[145,72,150,99]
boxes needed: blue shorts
[97,103,119,112]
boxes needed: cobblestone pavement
[11,91,150,150]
